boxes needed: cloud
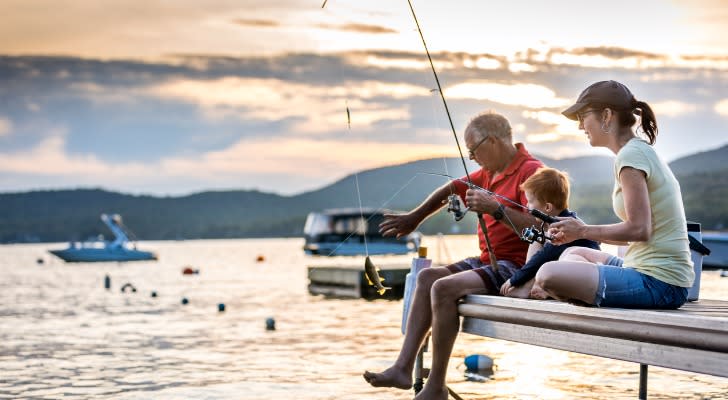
[651,100,699,117]
[232,18,280,28]
[715,99,728,116]
[315,23,397,34]
[568,46,664,59]
[0,132,456,195]
[160,136,456,182]
[0,134,153,177]
[146,77,426,132]
[0,117,11,137]
[2,51,728,195]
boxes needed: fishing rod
[405,0,500,270]
[420,172,556,244]
[419,173,558,223]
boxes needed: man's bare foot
[413,384,448,400]
[362,366,412,390]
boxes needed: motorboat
[701,232,728,269]
[303,208,421,256]
[49,214,157,262]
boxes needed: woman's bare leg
[533,261,600,304]
[560,247,613,264]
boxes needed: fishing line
[419,172,526,210]
[405,0,499,271]
[420,172,558,242]
[426,89,455,197]
[323,174,422,257]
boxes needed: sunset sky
[1,0,727,195]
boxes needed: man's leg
[415,270,493,400]
[363,266,452,389]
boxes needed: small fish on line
[364,256,391,295]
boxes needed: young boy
[499,167,600,298]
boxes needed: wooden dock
[307,263,409,300]
[459,295,728,397]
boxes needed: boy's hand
[499,280,514,296]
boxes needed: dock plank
[307,263,409,300]
[459,295,728,377]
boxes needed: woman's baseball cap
[562,80,635,121]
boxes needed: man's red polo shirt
[453,143,543,266]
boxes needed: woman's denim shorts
[594,255,688,309]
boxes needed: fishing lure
[346,105,351,130]
[364,256,391,295]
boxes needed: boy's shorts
[595,255,688,309]
[446,257,521,292]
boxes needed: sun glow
[714,99,728,116]
[445,82,570,109]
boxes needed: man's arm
[379,182,455,238]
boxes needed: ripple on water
[1,238,727,399]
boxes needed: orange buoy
[256,255,265,262]
[182,266,198,275]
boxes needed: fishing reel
[446,194,469,221]
[521,224,552,244]
[522,209,557,244]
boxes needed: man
[363,111,543,400]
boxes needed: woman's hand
[547,217,586,245]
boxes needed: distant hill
[669,144,728,176]
[1,145,726,243]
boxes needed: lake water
[1,236,727,399]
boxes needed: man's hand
[464,189,499,215]
[379,212,420,238]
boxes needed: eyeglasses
[576,109,598,123]
[468,135,490,158]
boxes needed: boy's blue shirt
[508,209,601,287]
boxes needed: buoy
[151,291,158,298]
[181,297,189,305]
[120,283,137,293]
[464,354,494,373]
[218,303,226,312]
[36,258,44,265]
[182,267,198,275]
[104,275,111,290]
[265,317,276,331]
[256,255,265,262]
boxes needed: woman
[532,80,694,309]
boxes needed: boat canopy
[304,208,386,237]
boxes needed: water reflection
[0,237,726,399]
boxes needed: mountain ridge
[2,144,727,242]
